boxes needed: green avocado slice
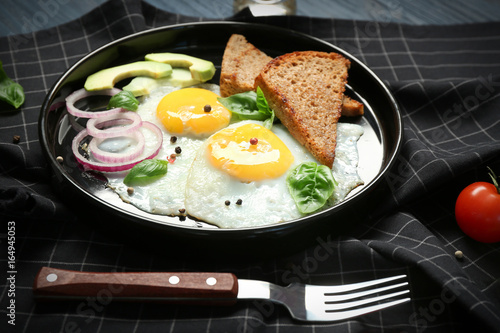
[145,53,216,82]
[123,68,204,96]
[84,61,173,91]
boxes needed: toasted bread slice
[220,34,363,117]
[255,51,350,168]
[220,34,273,97]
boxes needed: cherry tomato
[455,168,500,243]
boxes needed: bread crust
[255,51,351,168]
[342,96,364,117]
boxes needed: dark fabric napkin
[1,0,499,332]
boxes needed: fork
[33,267,410,322]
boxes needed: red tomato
[455,179,500,243]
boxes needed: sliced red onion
[72,121,163,172]
[66,87,123,118]
[86,111,143,139]
[88,130,146,164]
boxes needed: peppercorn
[204,104,212,112]
[179,208,186,214]
[170,136,177,144]
[56,156,64,164]
[225,200,230,206]
[127,187,134,195]
[455,250,464,260]
[236,199,243,205]
[250,137,258,145]
[13,135,21,144]
[175,146,182,154]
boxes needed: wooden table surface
[1,0,500,37]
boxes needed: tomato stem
[487,166,500,194]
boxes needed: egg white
[329,123,365,206]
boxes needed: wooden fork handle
[33,267,238,304]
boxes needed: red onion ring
[86,111,143,139]
[72,121,163,172]
[66,88,123,118]
[88,130,146,164]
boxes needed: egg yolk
[207,123,294,182]
[156,88,231,136]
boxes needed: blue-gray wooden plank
[1,0,499,37]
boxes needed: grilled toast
[220,34,363,117]
[255,51,351,168]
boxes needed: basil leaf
[108,90,139,111]
[286,162,337,214]
[218,91,267,120]
[218,88,276,129]
[263,111,275,130]
[0,61,25,109]
[256,87,272,116]
[256,86,275,129]
[123,159,168,186]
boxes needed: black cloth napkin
[1,0,499,332]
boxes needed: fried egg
[103,83,364,228]
[184,121,364,228]
[105,83,230,216]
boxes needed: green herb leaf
[123,159,168,186]
[263,111,275,130]
[256,86,275,129]
[256,87,272,116]
[108,90,139,111]
[217,88,275,128]
[218,91,266,120]
[0,61,25,109]
[286,162,337,214]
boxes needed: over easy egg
[103,83,364,228]
[184,121,364,228]
[106,83,229,216]
[184,121,315,228]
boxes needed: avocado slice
[123,68,203,96]
[122,77,157,97]
[84,61,173,91]
[145,53,216,82]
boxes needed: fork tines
[305,274,410,321]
